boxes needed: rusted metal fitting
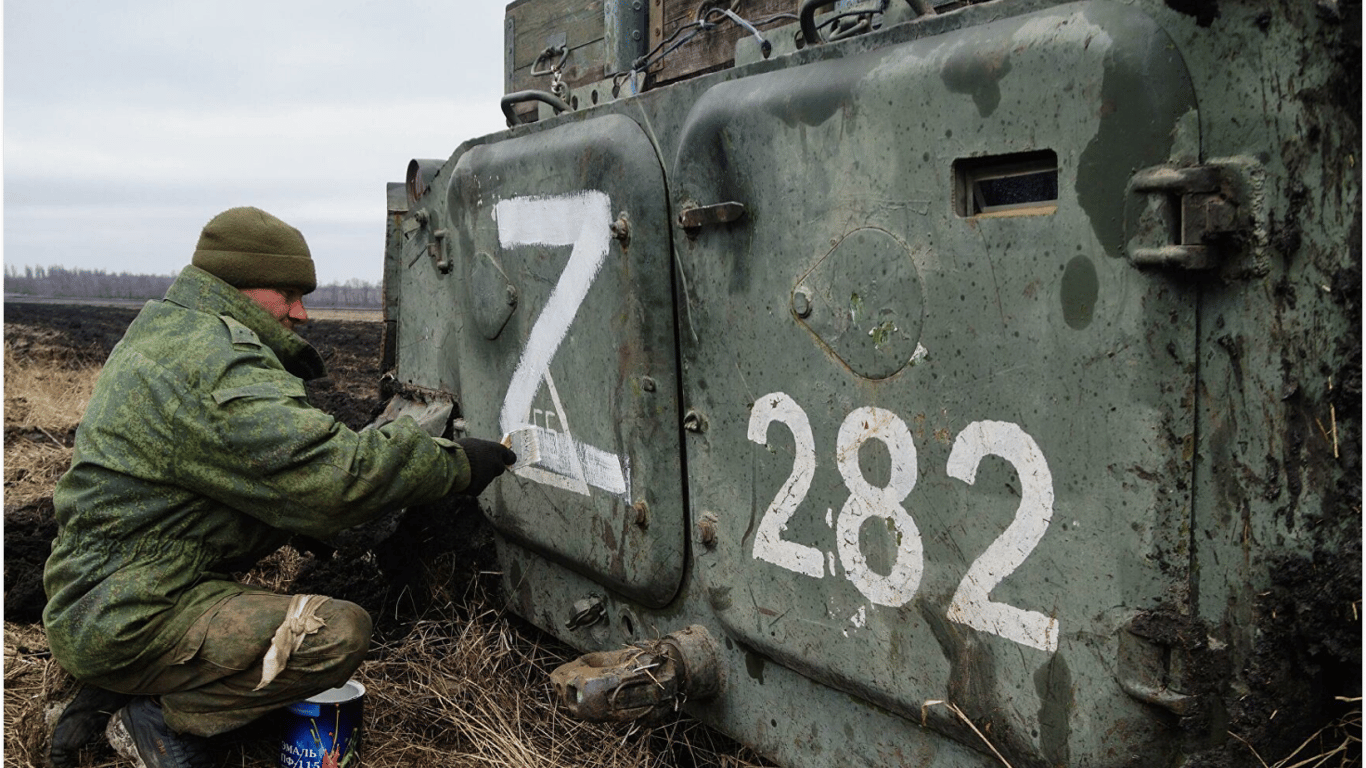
[698,513,718,549]
[1124,162,1250,270]
[682,409,708,433]
[550,625,722,723]
[565,596,607,631]
[610,211,631,246]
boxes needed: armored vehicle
[378,0,1360,764]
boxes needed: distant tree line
[4,265,382,308]
[310,279,383,308]
[4,265,175,300]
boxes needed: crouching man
[42,207,515,768]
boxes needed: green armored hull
[380,1,1360,765]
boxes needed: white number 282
[747,392,1059,653]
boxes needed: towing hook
[549,625,722,723]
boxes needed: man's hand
[455,438,517,496]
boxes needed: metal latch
[1124,163,1244,270]
[678,201,746,232]
[550,625,722,722]
[403,209,452,274]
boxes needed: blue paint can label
[279,679,365,768]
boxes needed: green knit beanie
[191,207,317,294]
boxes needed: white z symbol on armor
[495,192,630,499]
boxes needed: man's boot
[47,684,132,767]
[105,697,212,768]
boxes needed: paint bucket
[278,680,365,768]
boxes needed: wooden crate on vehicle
[503,0,799,123]
[505,0,607,94]
[505,0,651,123]
[646,0,798,87]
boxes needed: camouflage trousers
[86,592,371,737]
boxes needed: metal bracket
[605,0,648,77]
[428,229,452,274]
[678,201,746,232]
[1124,163,1245,270]
[402,208,452,273]
[800,0,892,46]
[1115,614,1208,717]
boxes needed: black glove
[456,437,517,496]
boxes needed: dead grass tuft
[4,623,98,768]
[1232,699,1363,768]
[3,340,101,508]
[4,437,77,510]
[3,345,101,432]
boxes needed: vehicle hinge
[1123,162,1247,270]
[1116,613,1224,718]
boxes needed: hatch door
[671,2,1200,762]
[445,114,684,608]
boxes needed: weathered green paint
[383,0,1360,764]
[795,227,926,379]
[395,113,688,609]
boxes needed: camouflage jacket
[43,265,470,680]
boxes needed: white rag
[255,594,329,691]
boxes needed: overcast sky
[4,1,508,285]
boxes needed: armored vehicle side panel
[383,0,1361,764]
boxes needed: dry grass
[4,553,769,768]
[3,344,101,509]
[4,436,77,511]
[331,558,763,768]
[1232,700,1363,768]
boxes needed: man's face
[241,287,308,331]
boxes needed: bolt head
[683,410,707,433]
[699,519,717,548]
